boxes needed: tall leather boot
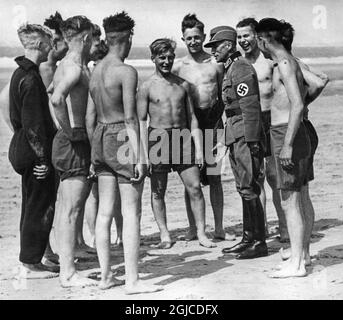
[236,197,268,259]
[222,199,253,254]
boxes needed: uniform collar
[15,56,39,72]
[224,51,241,69]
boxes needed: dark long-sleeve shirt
[222,51,263,146]
[8,56,56,172]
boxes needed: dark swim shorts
[148,127,196,174]
[303,119,318,182]
[91,121,135,184]
[270,122,311,191]
[52,128,91,181]
[194,104,224,185]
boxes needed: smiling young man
[173,14,235,243]
[205,26,268,259]
[137,38,215,249]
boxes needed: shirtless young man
[256,18,314,277]
[237,18,329,243]
[85,25,123,250]
[50,16,96,287]
[137,38,215,249]
[87,12,162,294]
[173,14,235,242]
[236,18,281,238]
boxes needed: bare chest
[178,62,217,86]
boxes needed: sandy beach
[0,66,342,300]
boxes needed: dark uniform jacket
[8,56,56,174]
[222,51,263,146]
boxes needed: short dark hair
[93,40,108,60]
[60,15,93,41]
[236,17,258,32]
[103,11,135,33]
[92,24,101,37]
[149,38,176,57]
[256,18,294,52]
[44,11,64,35]
[181,13,204,34]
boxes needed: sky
[0,0,342,47]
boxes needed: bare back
[173,55,221,110]
[271,56,307,126]
[89,55,133,123]
[53,58,90,128]
[145,74,189,129]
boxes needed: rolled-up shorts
[270,122,311,191]
[52,128,91,181]
[91,121,135,184]
[303,119,318,182]
[148,127,196,174]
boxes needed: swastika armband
[233,74,259,101]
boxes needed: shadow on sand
[76,218,342,283]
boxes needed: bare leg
[208,175,235,240]
[150,172,171,245]
[257,173,268,236]
[266,156,289,241]
[301,184,314,264]
[270,190,306,278]
[57,177,96,287]
[96,175,123,289]
[113,195,123,245]
[179,167,215,248]
[75,182,93,253]
[182,190,197,240]
[85,182,99,248]
[120,182,162,294]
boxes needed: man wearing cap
[205,26,268,259]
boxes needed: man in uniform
[204,26,268,259]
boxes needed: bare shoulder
[174,74,190,90]
[277,57,297,77]
[138,76,153,92]
[55,58,82,81]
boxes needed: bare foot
[75,243,97,256]
[125,280,163,295]
[279,248,312,266]
[99,273,125,290]
[150,241,173,249]
[19,263,59,279]
[41,257,60,273]
[213,230,236,241]
[113,236,122,246]
[60,272,97,288]
[274,258,310,270]
[269,263,307,278]
[279,247,291,260]
[198,236,217,248]
[177,230,197,241]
